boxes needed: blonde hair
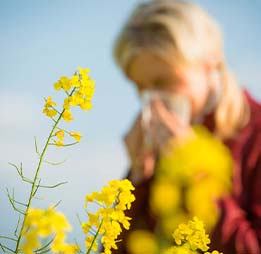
[114,0,249,139]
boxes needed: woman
[113,0,261,253]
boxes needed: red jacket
[210,91,261,254]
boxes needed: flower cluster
[82,179,135,254]
[21,207,78,254]
[150,125,233,239]
[164,217,222,254]
[53,67,95,117]
[43,66,95,147]
[173,217,210,251]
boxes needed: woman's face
[127,52,211,118]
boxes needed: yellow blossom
[43,107,57,117]
[150,178,180,216]
[44,96,56,107]
[55,130,65,140]
[70,75,80,88]
[82,179,135,254]
[126,230,159,254]
[54,140,64,146]
[151,125,233,244]
[54,81,62,91]
[78,66,90,76]
[80,99,92,111]
[70,132,82,142]
[43,96,57,118]
[59,76,71,91]
[21,207,77,254]
[62,110,73,122]
[45,66,95,124]
[85,235,98,251]
[172,217,210,252]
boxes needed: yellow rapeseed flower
[21,207,78,254]
[172,217,210,252]
[127,218,223,254]
[55,130,65,140]
[45,66,95,122]
[80,99,92,111]
[70,132,82,142]
[43,96,57,118]
[70,75,80,88]
[43,108,57,117]
[150,178,180,216]
[82,179,135,254]
[151,125,233,244]
[126,230,159,254]
[44,96,56,107]
[62,110,73,122]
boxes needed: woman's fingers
[124,113,157,183]
[151,99,189,137]
[124,114,143,165]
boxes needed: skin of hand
[124,101,193,183]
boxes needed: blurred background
[0,0,260,248]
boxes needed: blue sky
[0,0,260,248]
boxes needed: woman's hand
[149,98,193,149]
[124,114,156,183]
[124,98,193,184]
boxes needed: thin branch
[53,200,62,208]
[36,181,68,189]
[6,188,25,215]
[14,215,21,237]
[48,141,78,147]
[43,158,67,166]
[8,162,34,184]
[13,199,27,207]
[34,136,40,156]
[86,220,103,254]
[8,162,22,176]
[0,242,15,253]
[76,213,82,225]
[0,236,17,242]
[73,239,83,254]
[32,180,41,197]
[36,247,51,254]
[35,238,54,253]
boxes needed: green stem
[14,111,64,253]
[86,221,102,254]
[14,88,76,253]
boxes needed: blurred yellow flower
[126,230,158,254]
[21,207,78,254]
[150,125,233,239]
[150,178,180,216]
